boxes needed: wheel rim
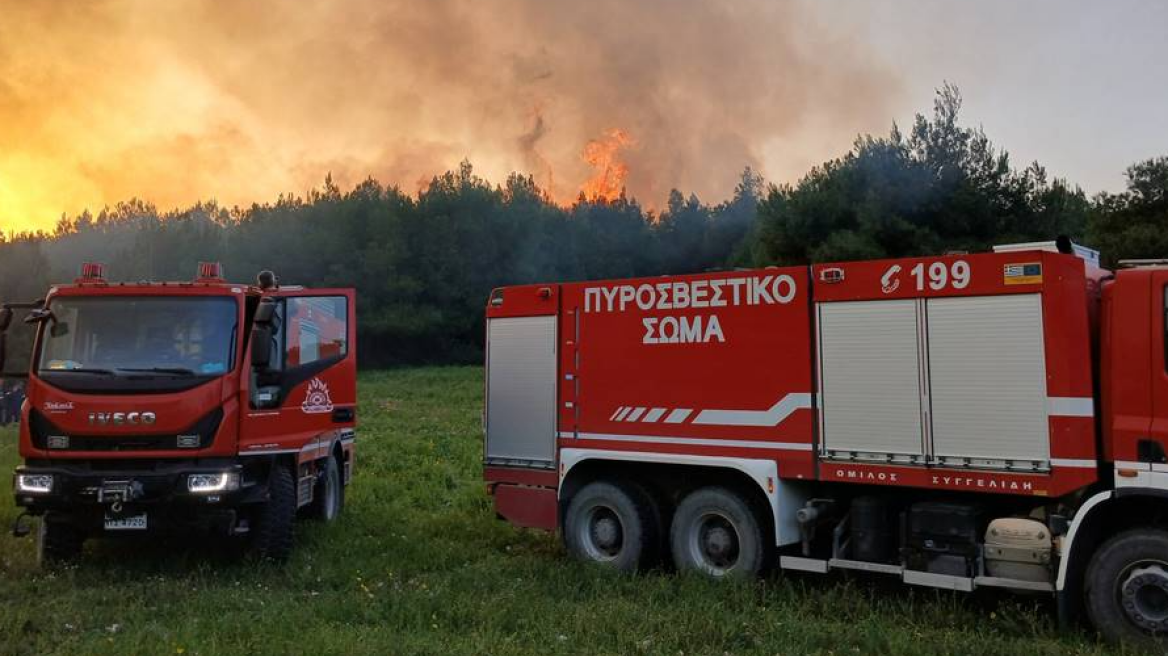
[579,505,624,561]
[1118,560,1168,632]
[688,511,741,575]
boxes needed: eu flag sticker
[1004,262,1042,285]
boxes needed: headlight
[15,474,54,494]
[187,472,240,494]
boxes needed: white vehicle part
[1056,489,1113,591]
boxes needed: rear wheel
[36,513,84,567]
[249,464,297,561]
[563,480,659,572]
[1086,529,1168,646]
[307,456,344,521]
[670,486,767,578]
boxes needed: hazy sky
[0,0,1164,234]
[824,0,1168,195]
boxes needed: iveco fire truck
[483,240,1168,644]
[2,263,357,563]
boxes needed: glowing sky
[0,0,1164,234]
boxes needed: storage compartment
[818,300,925,461]
[926,294,1050,468]
[984,517,1052,582]
[485,316,557,466]
[904,501,984,577]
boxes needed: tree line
[1,84,1165,369]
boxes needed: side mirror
[0,308,12,332]
[251,325,273,369]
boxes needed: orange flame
[579,128,633,202]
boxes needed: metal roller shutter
[818,300,925,460]
[486,316,557,466]
[926,294,1049,467]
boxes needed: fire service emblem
[301,378,334,414]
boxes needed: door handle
[332,407,355,423]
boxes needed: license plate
[104,513,148,531]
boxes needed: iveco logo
[88,412,157,427]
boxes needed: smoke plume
[0,0,900,231]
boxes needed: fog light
[187,472,240,494]
[15,474,53,494]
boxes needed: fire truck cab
[482,241,1168,644]
[3,263,357,563]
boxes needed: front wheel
[563,480,659,572]
[1086,528,1168,645]
[306,456,344,522]
[248,464,297,562]
[670,486,767,578]
[36,513,85,567]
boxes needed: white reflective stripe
[240,448,299,456]
[692,393,814,427]
[614,407,633,421]
[642,408,667,422]
[1115,460,1151,471]
[608,407,626,421]
[625,407,647,422]
[1046,396,1094,417]
[559,431,812,451]
[663,408,693,424]
[1049,458,1096,469]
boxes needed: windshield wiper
[43,367,115,376]
[117,367,197,376]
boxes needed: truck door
[240,290,357,455]
[1146,271,1168,464]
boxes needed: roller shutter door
[818,300,925,460]
[486,316,557,466]
[926,294,1049,466]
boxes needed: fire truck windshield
[37,296,238,383]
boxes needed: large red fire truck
[3,263,357,563]
[483,240,1168,644]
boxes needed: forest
[1,86,1165,369]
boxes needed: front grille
[30,408,223,452]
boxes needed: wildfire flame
[579,128,634,202]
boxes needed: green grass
[0,367,1141,655]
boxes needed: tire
[306,456,344,522]
[1085,528,1168,646]
[36,514,84,567]
[563,480,660,572]
[249,464,297,562]
[670,486,767,578]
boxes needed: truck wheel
[250,464,297,562]
[36,514,84,567]
[307,456,344,522]
[1086,529,1168,645]
[670,486,766,578]
[563,480,659,572]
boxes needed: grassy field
[0,367,1142,655]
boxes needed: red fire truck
[483,240,1168,644]
[3,263,357,563]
